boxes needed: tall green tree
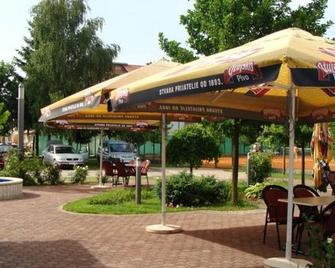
[167,123,220,174]
[159,0,332,205]
[16,0,120,154]
[258,123,313,184]
[0,61,21,136]
[0,102,10,131]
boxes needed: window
[55,146,74,154]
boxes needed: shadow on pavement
[183,225,284,259]
[0,240,104,267]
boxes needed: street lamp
[18,84,24,158]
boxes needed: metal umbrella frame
[110,28,335,260]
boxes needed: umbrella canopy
[311,123,333,190]
[39,59,180,122]
[39,59,221,127]
[110,28,335,124]
[109,28,335,260]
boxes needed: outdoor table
[278,196,335,208]
[279,195,335,254]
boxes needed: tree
[258,123,313,184]
[0,61,21,136]
[158,0,332,205]
[167,123,220,174]
[0,102,10,131]
[16,0,120,154]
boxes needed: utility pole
[18,84,25,159]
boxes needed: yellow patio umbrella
[311,123,333,190]
[39,59,220,189]
[39,59,181,123]
[110,28,335,260]
[39,60,183,188]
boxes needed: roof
[113,63,143,76]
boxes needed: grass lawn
[63,188,258,215]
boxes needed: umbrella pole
[161,113,167,226]
[285,86,296,260]
[145,113,182,234]
[99,130,103,186]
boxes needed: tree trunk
[301,142,305,185]
[190,164,193,175]
[282,146,286,174]
[35,130,39,156]
[232,120,240,206]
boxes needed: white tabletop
[278,196,335,207]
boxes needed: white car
[43,144,85,168]
[97,140,137,164]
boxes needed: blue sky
[0,0,334,66]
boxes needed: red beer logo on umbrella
[321,87,335,96]
[115,88,129,105]
[317,61,335,81]
[223,62,261,84]
[246,83,272,97]
[319,47,335,58]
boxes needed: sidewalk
[0,184,281,267]
[62,167,247,181]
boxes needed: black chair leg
[263,221,268,244]
[276,223,281,250]
[296,223,304,254]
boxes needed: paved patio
[0,185,287,268]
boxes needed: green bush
[305,222,335,267]
[71,165,88,184]
[244,182,271,200]
[249,151,272,183]
[0,150,37,185]
[0,150,62,185]
[155,171,230,207]
[41,165,62,185]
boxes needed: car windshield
[109,143,133,153]
[55,146,74,154]
[0,145,13,153]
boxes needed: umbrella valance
[111,28,335,123]
[45,119,160,131]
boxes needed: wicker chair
[320,201,335,239]
[141,160,150,186]
[262,185,301,250]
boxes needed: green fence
[38,135,250,159]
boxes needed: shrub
[0,150,62,185]
[305,223,335,267]
[41,165,62,185]
[244,182,271,200]
[0,150,37,185]
[249,151,272,183]
[71,165,88,184]
[155,171,230,207]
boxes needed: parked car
[0,144,14,169]
[97,140,137,164]
[43,144,85,168]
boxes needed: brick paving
[0,185,287,268]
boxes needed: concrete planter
[0,177,23,200]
